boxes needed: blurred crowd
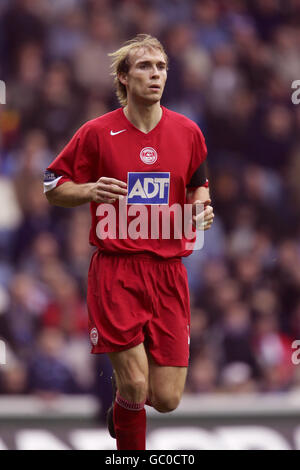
[1,0,300,414]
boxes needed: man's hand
[88,177,128,203]
[192,198,214,231]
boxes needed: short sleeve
[186,125,208,187]
[186,161,208,188]
[44,124,98,193]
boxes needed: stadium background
[1,0,300,450]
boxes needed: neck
[123,100,162,134]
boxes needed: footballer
[44,34,214,450]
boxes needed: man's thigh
[146,351,187,411]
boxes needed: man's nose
[150,67,160,77]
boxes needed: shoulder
[75,108,123,136]
[163,107,203,136]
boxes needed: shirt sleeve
[186,125,208,188]
[43,124,98,193]
[186,160,208,188]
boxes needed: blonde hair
[108,34,168,107]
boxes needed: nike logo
[110,129,127,135]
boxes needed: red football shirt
[44,106,207,259]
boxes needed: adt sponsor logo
[127,172,170,205]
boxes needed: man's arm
[187,185,210,206]
[45,177,128,208]
[46,181,93,207]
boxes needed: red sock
[145,398,153,407]
[113,392,146,450]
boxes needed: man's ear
[118,72,127,86]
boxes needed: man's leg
[108,343,149,450]
[146,351,187,413]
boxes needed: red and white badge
[90,327,98,346]
[140,147,157,165]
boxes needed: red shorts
[87,251,191,367]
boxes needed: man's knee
[150,392,182,413]
[118,374,148,402]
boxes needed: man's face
[120,47,167,104]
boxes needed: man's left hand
[192,198,214,231]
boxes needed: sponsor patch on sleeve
[44,170,58,182]
[43,170,63,193]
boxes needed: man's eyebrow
[136,59,166,66]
